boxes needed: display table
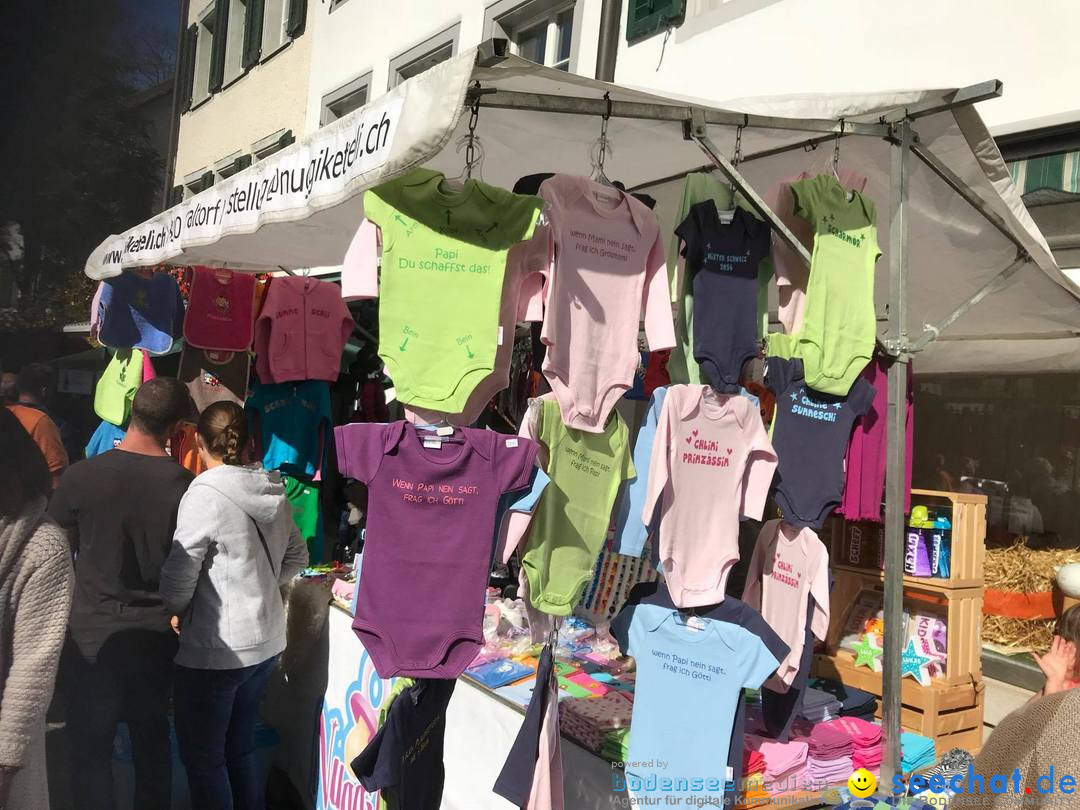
[279,599,615,810]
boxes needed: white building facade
[171,0,1080,266]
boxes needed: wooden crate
[824,489,987,589]
[814,651,984,754]
[826,568,982,684]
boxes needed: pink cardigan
[253,276,353,383]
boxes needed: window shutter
[243,0,264,69]
[209,0,231,93]
[180,24,198,111]
[626,0,685,43]
[169,186,185,207]
[287,0,307,38]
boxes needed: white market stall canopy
[85,42,1080,374]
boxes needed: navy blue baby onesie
[351,678,456,810]
[676,202,770,392]
[765,357,874,530]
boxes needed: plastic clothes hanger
[589,93,615,188]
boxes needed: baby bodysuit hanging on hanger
[675,203,770,392]
[503,394,633,616]
[335,421,538,677]
[642,384,777,607]
[764,356,874,529]
[742,520,830,690]
[767,174,880,396]
[765,169,868,335]
[609,591,783,803]
[360,168,543,415]
[536,174,674,432]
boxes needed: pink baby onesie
[767,169,867,335]
[643,384,777,608]
[538,175,674,432]
[341,217,549,425]
[742,520,830,690]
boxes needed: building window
[192,4,217,105]
[252,129,295,161]
[388,23,460,88]
[213,151,251,180]
[320,72,372,126]
[183,167,216,198]
[485,0,577,71]
[223,0,249,85]
[262,0,290,56]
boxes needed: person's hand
[170,615,181,635]
[1034,635,1076,694]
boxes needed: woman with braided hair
[160,400,308,810]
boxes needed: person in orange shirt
[7,364,68,487]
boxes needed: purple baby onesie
[335,421,538,678]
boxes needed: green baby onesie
[667,172,770,385]
[522,397,633,616]
[365,169,542,413]
[766,174,880,396]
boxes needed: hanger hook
[596,91,613,177]
[833,118,844,172]
[464,82,482,180]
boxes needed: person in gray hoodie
[159,400,308,810]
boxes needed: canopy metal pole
[881,118,912,785]
[471,89,890,138]
[687,115,812,268]
[909,253,1028,351]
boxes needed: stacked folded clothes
[901,732,936,773]
[559,693,633,752]
[799,687,843,723]
[602,727,630,762]
[755,737,810,791]
[820,717,884,771]
[743,748,766,778]
[808,677,878,718]
[805,724,853,784]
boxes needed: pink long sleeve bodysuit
[538,175,675,432]
[643,385,778,608]
[742,520,830,690]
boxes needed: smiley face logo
[848,768,876,798]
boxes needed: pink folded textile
[756,739,809,780]
[806,755,853,784]
[821,717,882,746]
[808,725,853,758]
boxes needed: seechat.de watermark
[891,766,1079,798]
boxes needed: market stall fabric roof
[84,45,1080,373]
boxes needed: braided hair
[197,401,249,466]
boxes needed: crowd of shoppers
[0,371,307,810]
